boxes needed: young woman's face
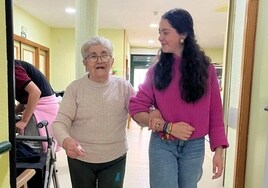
[158,19,185,56]
[83,44,113,82]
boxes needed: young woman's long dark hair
[154,8,210,103]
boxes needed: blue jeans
[149,133,205,188]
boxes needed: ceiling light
[149,23,158,28]
[65,7,76,14]
[148,40,155,44]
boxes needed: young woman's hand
[148,109,195,139]
[170,122,195,140]
[212,147,224,179]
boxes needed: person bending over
[15,60,60,151]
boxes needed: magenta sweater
[129,56,228,151]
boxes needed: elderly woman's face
[84,44,114,82]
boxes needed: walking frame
[16,119,60,188]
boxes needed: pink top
[34,95,61,152]
[129,56,228,151]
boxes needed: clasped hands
[148,109,224,179]
[148,109,195,141]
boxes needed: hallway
[53,120,224,188]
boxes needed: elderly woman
[52,36,135,188]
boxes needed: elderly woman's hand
[62,137,85,158]
[148,109,165,132]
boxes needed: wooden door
[14,34,50,80]
[14,40,20,60]
[20,43,35,65]
[39,50,48,76]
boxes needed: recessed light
[148,40,155,44]
[65,7,76,14]
[149,23,158,28]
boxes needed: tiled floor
[52,121,224,188]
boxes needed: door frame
[5,0,16,187]
[233,0,259,187]
[223,0,259,187]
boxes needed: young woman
[129,8,229,188]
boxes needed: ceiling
[13,0,229,48]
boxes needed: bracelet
[163,122,169,132]
[161,122,173,140]
[169,123,173,135]
[163,122,173,134]
[166,123,173,134]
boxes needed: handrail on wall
[0,141,12,155]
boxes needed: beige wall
[99,29,126,78]
[204,48,224,64]
[50,28,75,90]
[0,1,10,187]
[13,6,51,47]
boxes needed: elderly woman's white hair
[81,36,113,61]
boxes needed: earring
[180,38,184,44]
